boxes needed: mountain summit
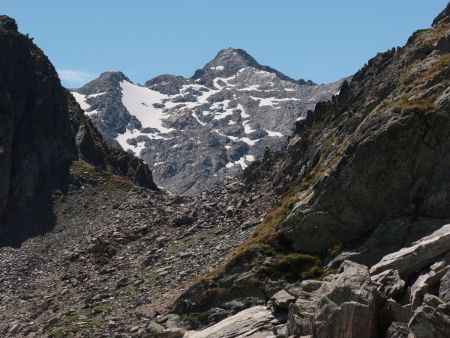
[73,48,343,194]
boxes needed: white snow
[192,112,207,126]
[250,96,302,107]
[84,109,98,117]
[210,65,225,71]
[225,154,256,170]
[239,137,259,146]
[296,116,307,121]
[71,92,90,111]
[116,128,170,155]
[243,120,255,134]
[212,100,235,120]
[250,96,274,107]
[120,80,174,133]
[266,130,284,137]
[236,84,262,92]
[88,92,106,98]
[153,161,165,166]
[71,91,107,114]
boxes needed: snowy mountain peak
[192,48,297,86]
[72,50,346,194]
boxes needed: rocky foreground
[1,2,450,338]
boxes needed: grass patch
[256,253,324,282]
[70,160,134,191]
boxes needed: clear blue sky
[2,0,448,87]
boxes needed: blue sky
[2,1,447,87]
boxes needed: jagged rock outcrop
[0,17,157,245]
[0,17,77,243]
[72,48,344,194]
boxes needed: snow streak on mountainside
[72,48,344,194]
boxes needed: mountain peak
[97,71,129,83]
[209,48,259,69]
[192,47,299,85]
[192,47,259,81]
[76,71,130,94]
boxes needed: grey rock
[313,261,383,338]
[300,280,325,293]
[438,269,450,302]
[408,295,450,338]
[371,269,405,299]
[436,35,450,53]
[385,322,409,338]
[384,299,413,324]
[370,224,450,278]
[410,266,449,310]
[184,305,276,338]
[271,289,296,311]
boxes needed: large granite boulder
[312,261,383,338]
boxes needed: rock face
[0,17,157,245]
[72,48,344,194]
[0,17,77,242]
[242,10,450,255]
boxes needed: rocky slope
[72,49,344,194]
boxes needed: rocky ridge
[72,48,344,194]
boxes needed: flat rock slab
[184,306,276,338]
[370,224,450,278]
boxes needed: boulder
[287,289,324,337]
[313,261,383,338]
[385,322,409,338]
[370,224,450,278]
[184,306,276,338]
[371,269,405,299]
[438,269,450,302]
[410,266,449,309]
[271,289,296,311]
[139,321,185,338]
[384,299,413,324]
[408,294,450,338]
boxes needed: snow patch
[120,80,174,133]
[71,92,90,111]
[225,154,256,170]
[266,130,283,137]
[192,112,206,126]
